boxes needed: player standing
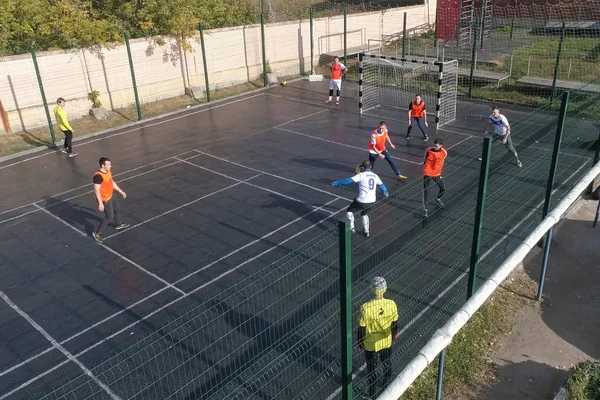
[485,106,523,167]
[406,94,428,141]
[422,138,448,217]
[356,121,407,181]
[92,157,130,243]
[324,56,347,106]
[332,160,389,238]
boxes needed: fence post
[343,7,348,64]
[339,220,353,400]
[537,91,569,301]
[30,46,56,145]
[468,18,479,99]
[509,0,517,40]
[198,24,211,102]
[310,7,314,75]
[435,350,446,400]
[587,130,600,194]
[480,0,488,49]
[467,137,492,299]
[261,14,268,87]
[550,22,566,102]
[402,12,407,58]
[124,32,142,121]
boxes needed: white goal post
[358,53,459,128]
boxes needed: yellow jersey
[359,298,399,352]
[53,105,73,131]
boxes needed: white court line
[193,149,354,201]
[447,135,474,150]
[325,162,589,400]
[0,150,199,220]
[0,291,122,400]
[101,178,252,241]
[176,157,339,210]
[1,201,346,400]
[436,127,479,138]
[0,94,265,171]
[33,204,186,295]
[274,126,422,166]
[273,109,329,128]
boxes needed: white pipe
[377,160,600,400]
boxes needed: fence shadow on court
[40,196,101,236]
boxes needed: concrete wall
[0,1,436,134]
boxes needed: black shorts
[347,199,372,216]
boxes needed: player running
[484,106,523,167]
[422,138,448,217]
[324,56,347,106]
[332,160,389,237]
[356,121,407,181]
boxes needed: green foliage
[402,294,510,399]
[1,0,259,56]
[87,90,102,108]
[567,361,600,400]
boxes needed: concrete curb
[553,386,568,400]
[0,75,306,165]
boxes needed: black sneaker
[364,231,370,238]
[115,223,131,230]
[435,198,445,208]
[405,135,410,140]
[92,232,103,243]
[423,136,429,142]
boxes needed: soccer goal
[358,53,459,128]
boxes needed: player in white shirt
[485,106,523,167]
[332,160,389,237]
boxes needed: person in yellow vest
[324,56,347,106]
[92,157,130,243]
[53,97,78,157]
[422,138,448,217]
[358,276,400,398]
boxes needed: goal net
[358,53,458,127]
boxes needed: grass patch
[567,361,600,400]
[0,79,269,158]
[401,270,537,399]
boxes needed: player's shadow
[290,157,356,174]
[40,196,101,236]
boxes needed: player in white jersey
[485,106,523,167]
[332,160,389,237]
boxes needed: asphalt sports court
[0,79,595,399]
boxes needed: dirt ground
[464,194,600,400]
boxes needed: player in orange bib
[406,94,429,141]
[356,121,407,180]
[92,157,130,243]
[324,56,347,106]
[422,138,447,217]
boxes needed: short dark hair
[415,94,422,98]
[491,105,500,111]
[362,160,372,169]
[57,97,65,104]
[434,138,443,145]
[99,157,111,167]
[379,121,387,127]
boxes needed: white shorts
[329,79,342,91]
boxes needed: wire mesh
[360,56,458,126]
[426,0,600,108]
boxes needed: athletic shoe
[115,223,131,230]
[364,232,370,238]
[324,100,331,104]
[517,160,523,168]
[61,149,68,154]
[423,209,429,218]
[355,165,361,174]
[423,136,429,142]
[335,101,340,106]
[435,198,445,208]
[478,157,483,161]
[397,175,407,180]
[92,232,103,243]
[405,136,410,140]
[68,152,78,158]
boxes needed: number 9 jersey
[351,171,384,204]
